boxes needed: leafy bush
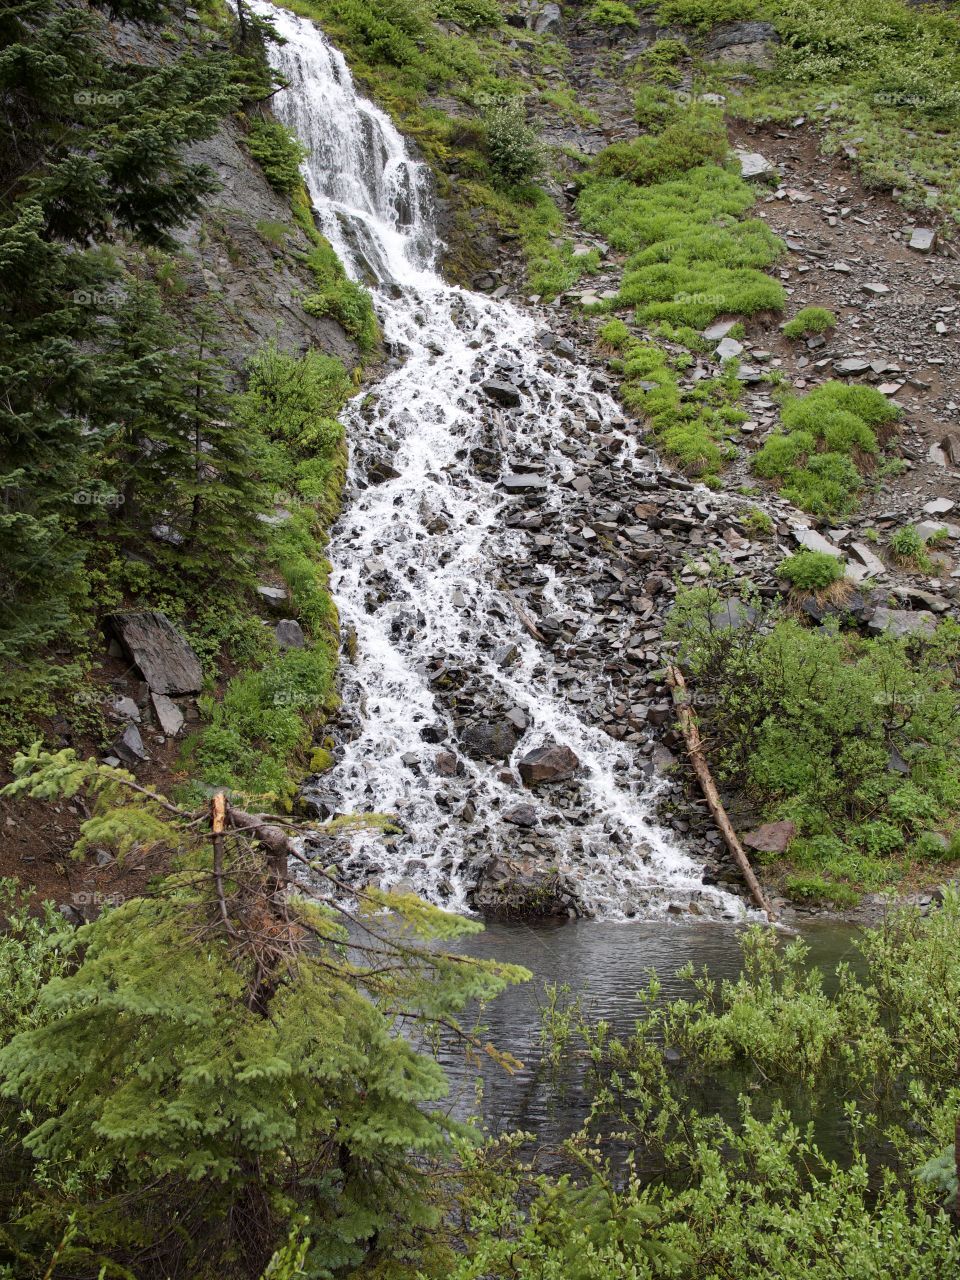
[778,548,845,590]
[782,305,837,338]
[665,584,960,890]
[245,120,306,195]
[481,98,542,186]
[588,0,640,26]
[303,240,379,350]
[591,113,728,185]
[890,524,933,571]
[434,0,502,28]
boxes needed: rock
[531,1,561,35]
[743,820,796,854]
[107,610,203,695]
[705,21,780,69]
[502,803,538,827]
[834,358,872,376]
[150,692,184,738]
[735,150,774,180]
[794,527,843,558]
[715,336,744,360]
[941,433,960,466]
[482,380,523,407]
[459,721,518,761]
[518,743,580,786]
[256,585,289,611]
[115,723,149,765]
[710,598,758,630]
[848,541,887,578]
[866,607,938,639]
[861,282,890,295]
[923,497,956,516]
[473,854,576,919]
[110,695,140,722]
[908,227,936,253]
[274,619,305,650]
[702,319,737,341]
[367,458,401,484]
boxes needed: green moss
[782,306,837,338]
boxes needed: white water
[254,2,746,921]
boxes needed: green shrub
[597,317,631,349]
[434,0,501,28]
[782,306,837,338]
[890,525,933,571]
[743,506,774,536]
[588,0,640,27]
[303,240,379,350]
[481,98,542,186]
[784,874,861,906]
[591,113,728,185]
[777,549,845,590]
[245,120,306,196]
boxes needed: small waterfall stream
[253,2,746,921]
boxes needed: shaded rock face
[473,854,578,919]
[704,21,780,69]
[459,720,519,761]
[518,743,581,786]
[107,611,203,695]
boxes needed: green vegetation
[890,524,934,573]
[601,325,746,479]
[782,305,837,338]
[742,506,775,536]
[777,548,845,590]
[303,240,380,351]
[666,581,960,897]
[753,380,900,517]
[481,97,543,187]
[0,758,526,1277]
[245,119,307,195]
[587,0,640,29]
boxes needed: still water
[442,918,862,1145]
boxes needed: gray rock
[502,803,538,827]
[110,695,141,722]
[743,820,796,854]
[908,227,936,253]
[710,598,758,630]
[473,854,576,919]
[501,473,549,492]
[866,607,938,639]
[834,358,872,375]
[518,743,580,785]
[735,150,773,180]
[531,1,561,35]
[848,541,887,578]
[482,380,523,408]
[256,585,289,611]
[794,527,843,558]
[107,611,203,695]
[115,723,149,765]
[715,336,744,360]
[274,619,306,650]
[459,721,519,761]
[702,319,737,341]
[923,497,956,516]
[705,21,780,68]
[151,693,184,738]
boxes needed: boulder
[743,820,796,854]
[274,619,306,650]
[706,22,780,69]
[107,611,203,695]
[518,743,580,785]
[866,607,938,639]
[502,803,538,827]
[735,151,773,180]
[531,3,562,36]
[908,227,936,253]
[115,723,149,765]
[473,854,577,919]
[459,720,519,761]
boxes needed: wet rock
[106,610,203,695]
[482,379,523,408]
[501,473,549,492]
[459,721,519,761]
[274,619,305,650]
[518,743,580,785]
[743,820,795,854]
[367,457,401,484]
[502,802,538,827]
[473,854,577,919]
[434,750,459,777]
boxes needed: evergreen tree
[0,747,528,1278]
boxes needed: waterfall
[251,1,746,922]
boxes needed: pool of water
[439,917,862,1147]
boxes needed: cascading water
[253,1,747,921]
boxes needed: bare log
[666,665,776,921]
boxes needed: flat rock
[501,473,549,492]
[923,497,956,516]
[743,820,796,854]
[151,692,184,738]
[834,357,872,375]
[715,336,744,360]
[705,21,780,68]
[518,743,580,786]
[702,319,737,341]
[848,541,887,577]
[107,611,203,695]
[502,803,538,827]
[794,527,843,558]
[115,723,149,765]
[735,150,773,180]
[866,607,938,639]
